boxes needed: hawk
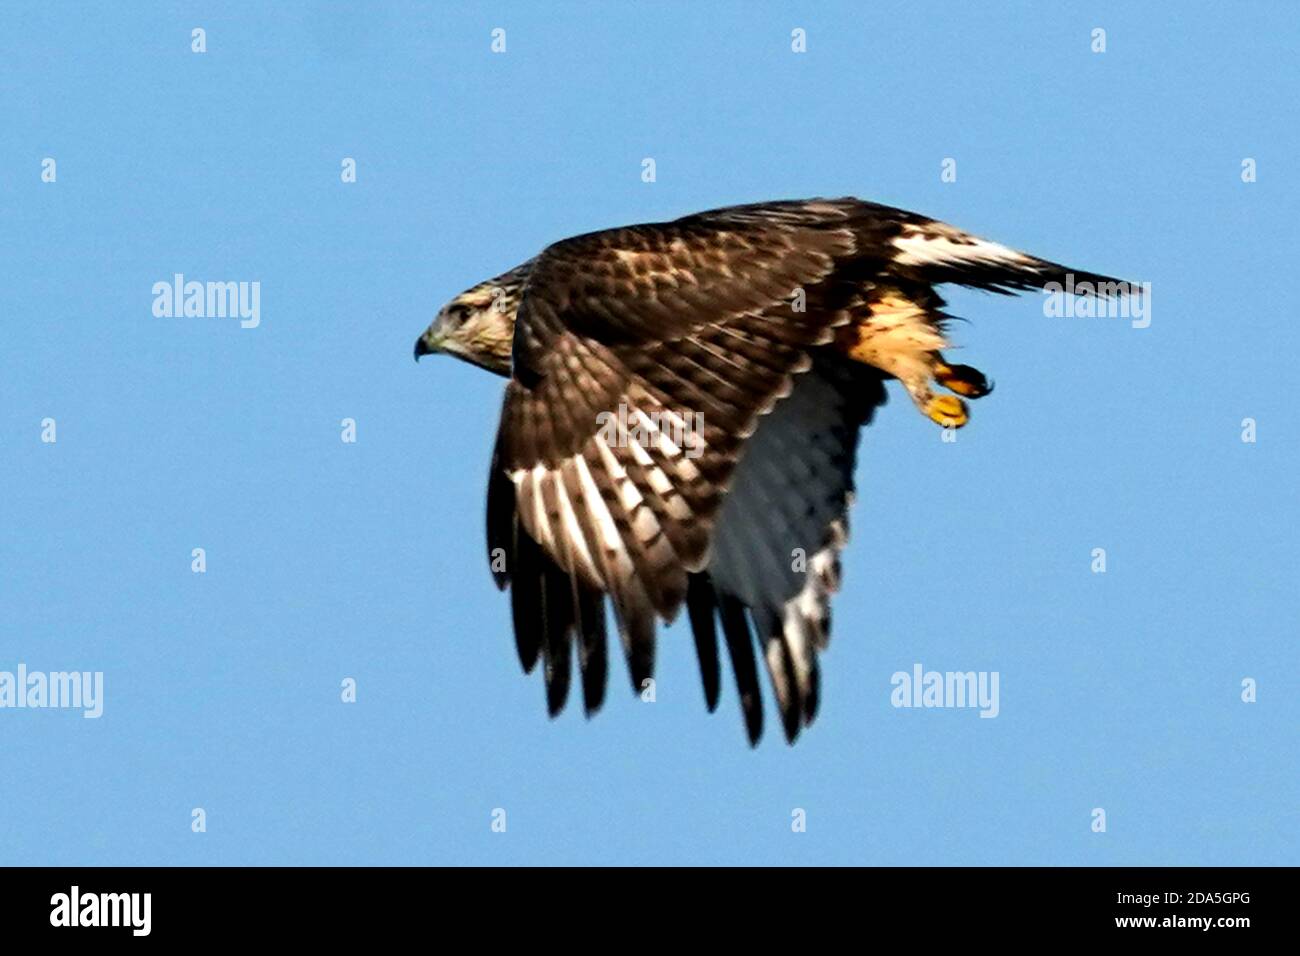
[414,198,1130,744]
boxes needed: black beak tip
[414,337,431,362]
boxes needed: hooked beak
[414,332,439,362]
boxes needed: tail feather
[865,206,1138,296]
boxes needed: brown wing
[489,202,876,723]
[485,197,1127,741]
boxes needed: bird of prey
[415,197,1130,745]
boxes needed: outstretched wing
[489,203,862,727]
[690,354,888,743]
[486,197,1124,742]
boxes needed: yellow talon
[935,362,991,398]
[925,394,968,428]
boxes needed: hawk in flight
[415,198,1129,744]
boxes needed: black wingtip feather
[805,664,821,726]
[574,584,608,717]
[541,563,573,717]
[485,460,515,592]
[621,607,656,697]
[509,528,543,673]
[686,573,721,712]
[544,653,570,716]
[718,593,763,746]
[775,638,801,745]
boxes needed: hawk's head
[414,260,534,377]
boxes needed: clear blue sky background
[2,1,1296,866]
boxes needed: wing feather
[483,196,1124,741]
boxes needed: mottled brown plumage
[415,197,1131,744]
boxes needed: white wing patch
[552,468,601,584]
[892,222,1037,271]
[508,412,707,597]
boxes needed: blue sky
[1,1,1296,866]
